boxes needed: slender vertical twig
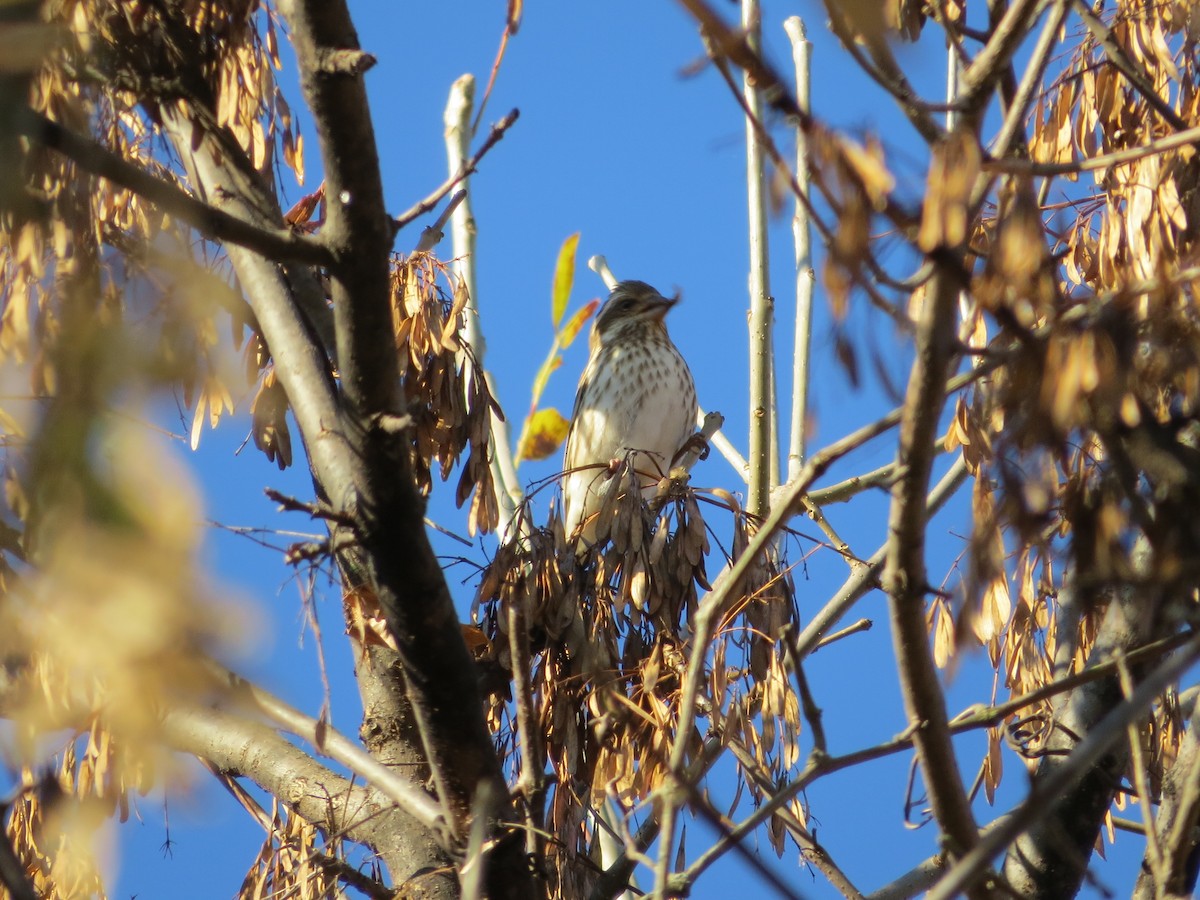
[742,0,775,518]
[444,75,523,538]
[1116,653,1167,889]
[784,16,813,482]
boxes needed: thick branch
[883,259,979,868]
[165,701,456,899]
[276,10,526,897]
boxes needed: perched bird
[562,280,698,545]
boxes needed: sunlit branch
[807,459,901,504]
[785,16,815,483]
[929,634,1200,900]
[740,0,775,520]
[209,661,447,836]
[442,75,523,538]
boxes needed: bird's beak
[649,294,678,322]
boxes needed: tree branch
[934,633,1200,900]
[275,10,527,897]
[883,257,980,872]
[394,106,519,231]
[15,108,333,266]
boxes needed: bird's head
[591,280,678,350]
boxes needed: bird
[562,280,698,547]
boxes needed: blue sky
[106,2,1148,897]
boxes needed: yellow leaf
[551,232,579,329]
[516,407,569,461]
[558,297,599,349]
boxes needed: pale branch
[14,108,334,267]
[807,459,901,505]
[161,702,385,846]
[588,253,618,290]
[411,189,466,254]
[1070,0,1188,132]
[930,634,1200,900]
[741,0,775,519]
[785,16,815,482]
[443,74,523,538]
[1137,701,1200,896]
[694,26,929,324]
[812,617,873,651]
[883,262,980,875]
[393,107,520,231]
[1116,654,1167,887]
[703,411,751,482]
[209,661,447,837]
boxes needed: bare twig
[411,189,466,254]
[394,108,520,231]
[807,460,901,504]
[812,617,873,651]
[740,0,774,520]
[794,457,969,662]
[785,16,815,483]
[1116,653,1167,889]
